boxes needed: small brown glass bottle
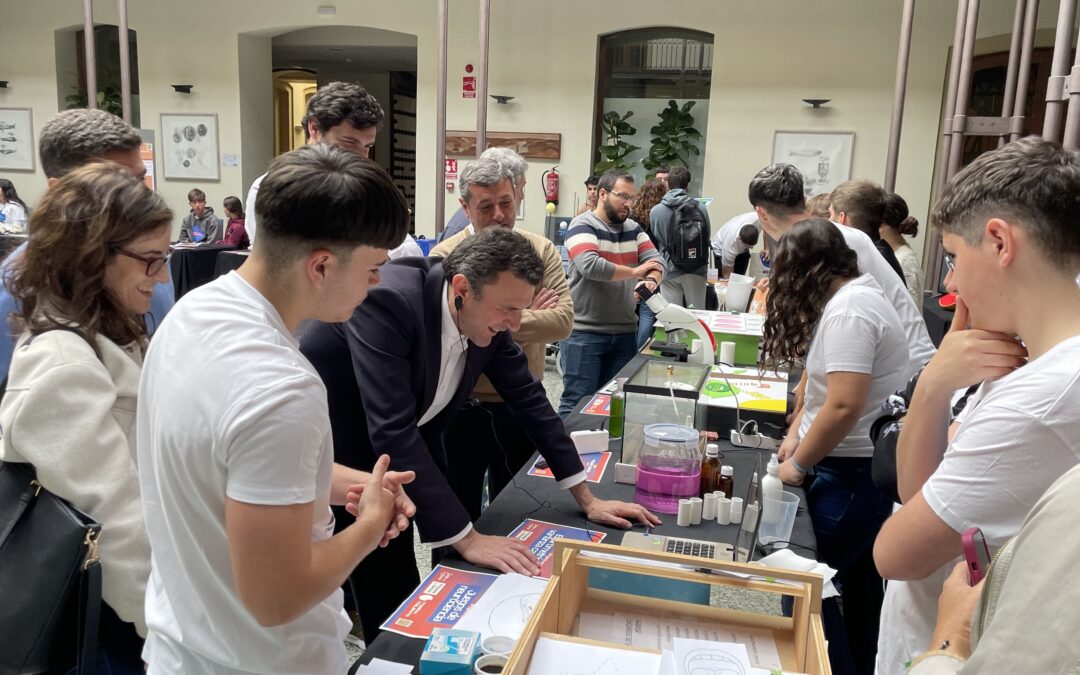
[717,465,735,501]
[700,443,721,496]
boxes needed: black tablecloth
[356,354,817,671]
[923,298,954,347]
[214,249,249,278]
[169,244,237,300]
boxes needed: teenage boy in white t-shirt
[873,136,1080,675]
[137,144,416,674]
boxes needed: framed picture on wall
[160,113,220,180]
[771,130,855,196]
[0,108,36,171]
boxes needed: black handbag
[0,461,102,674]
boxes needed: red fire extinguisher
[542,166,560,206]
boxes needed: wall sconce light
[171,84,194,94]
[803,98,830,108]
[0,81,8,89]
[491,95,514,105]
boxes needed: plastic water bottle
[760,453,784,528]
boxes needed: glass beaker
[634,423,702,514]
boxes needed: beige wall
[0,0,1069,256]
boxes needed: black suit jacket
[300,257,584,542]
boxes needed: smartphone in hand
[961,527,992,585]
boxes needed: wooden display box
[504,540,831,675]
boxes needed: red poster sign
[445,158,459,179]
[462,76,476,99]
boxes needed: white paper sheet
[453,573,549,640]
[354,657,414,674]
[659,649,677,675]
[527,635,661,675]
[576,611,782,671]
[673,637,752,675]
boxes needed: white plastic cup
[690,338,703,361]
[730,497,744,524]
[481,635,516,656]
[703,493,718,521]
[689,497,703,525]
[719,341,736,366]
[758,491,801,548]
[725,274,755,312]
[475,653,509,674]
[677,498,693,527]
[707,267,719,284]
[716,497,731,525]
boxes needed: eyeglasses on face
[116,248,172,276]
[606,190,637,204]
[943,251,956,272]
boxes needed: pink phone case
[962,527,991,585]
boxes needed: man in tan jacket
[432,153,573,519]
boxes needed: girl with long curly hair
[630,178,669,347]
[761,217,910,675]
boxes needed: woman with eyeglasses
[0,161,172,673]
[762,218,910,675]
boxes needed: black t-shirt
[875,238,907,283]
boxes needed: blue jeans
[558,330,638,417]
[636,299,657,349]
[808,457,894,675]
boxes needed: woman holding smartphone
[0,162,173,672]
[762,218,910,675]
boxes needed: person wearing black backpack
[649,166,711,310]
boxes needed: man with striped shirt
[558,170,664,416]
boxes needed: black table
[214,249,249,277]
[169,244,237,300]
[356,355,817,671]
[922,298,954,347]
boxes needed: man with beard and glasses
[558,170,664,417]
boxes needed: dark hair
[738,223,760,247]
[584,175,600,187]
[806,193,831,218]
[654,165,671,175]
[255,144,409,267]
[301,82,384,141]
[882,193,918,236]
[748,163,806,216]
[0,179,28,211]
[38,109,142,179]
[597,170,633,193]
[223,195,244,218]
[630,178,668,229]
[10,162,172,345]
[933,136,1080,267]
[760,218,860,372]
[668,166,691,190]
[830,180,886,239]
[188,188,206,203]
[442,227,544,297]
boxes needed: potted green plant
[642,100,701,171]
[594,110,640,174]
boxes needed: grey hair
[479,146,528,185]
[39,109,142,179]
[442,227,544,296]
[460,157,514,204]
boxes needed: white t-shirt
[389,233,424,259]
[243,173,265,246]
[711,211,758,269]
[798,274,909,458]
[0,202,27,233]
[876,335,1080,675]
[832,222,935,376]
[137,272,348,674]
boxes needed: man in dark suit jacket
[300,228,659,640]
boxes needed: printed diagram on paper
[576,610,782,671]
[453,573,549,640]
[673,637,753,675]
